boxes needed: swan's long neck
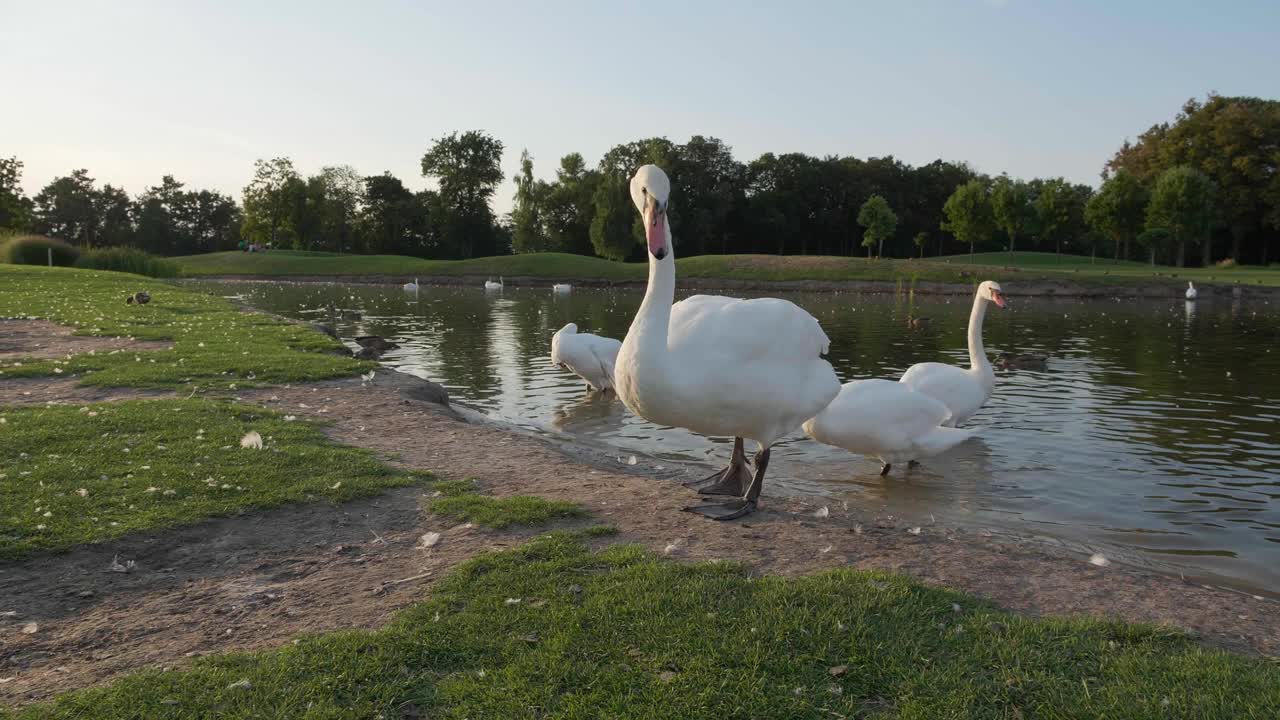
[628,249,675,359]
[966,292,991,375]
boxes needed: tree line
[2,94,1276,265]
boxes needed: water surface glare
[194,280,1280,596]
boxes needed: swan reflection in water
[551,391,629,434]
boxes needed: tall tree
[913,231,928,259]
[1034,178,1074,256]
[1146,165,1216,267]
[358,172,416,255]
[0,156,33,231]
[95,184,134,247]
[420,130,505,258]
[1085,169,1148,261]
[510,149,550,253]
[33,169,99,245]
[941,180,993,258]
[317,165,362,253]
[991,174,1035,253]
[857,194,897,258]
[135,175,188,254]
[241,157,300,247]
[543,153,598,256]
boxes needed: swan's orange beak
[645,197,667,260]
[993,291,1006,308]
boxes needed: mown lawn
[0,399,422,558]
[6,531,1277,719]
[171,249,1280,288]
[0,264,369,389]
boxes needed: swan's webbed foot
[879,463,892,476]
[683,498,757,521]
[682,437,751,496]
[683,447,770,522]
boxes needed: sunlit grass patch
[0,264,369,389]
[0,399,420,558]
[428,492,584,529]
[8,532,1278,718]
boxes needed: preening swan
[553,283,572,293]
[403,278,419,292]
[1185,281,1198,300]
[484,277,504,291]
[804,380,977,475]
[613,165,840,520]
[551,323,622,392]
[899,280,1005,427]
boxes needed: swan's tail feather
[917,426,977,457]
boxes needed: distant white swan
[553,283,572,293]
[804,379,977,475]
[899,280,1005,427]
[613,165,840,520]
[551,323,621,392]
[1185,281,1198,300]
[484,277,504,291]
[403,278,419,292]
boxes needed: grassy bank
[0,399,420,558]
[8,531,1278,719]
[0,264,368,388]
[171,250,1280,288]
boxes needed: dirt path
[0,319,171,361]
[2,320,1278,706]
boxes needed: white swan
[551,323,621,392]
[552,283,572,294]
[1185,281,1198,300]
[804,380,977,475]
[614,165,840,520]
[899,280,1005,427]
[484,277,503,291]
[403,277,419,292]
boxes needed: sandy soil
[0,319,171,361]
[1,322,1278,707]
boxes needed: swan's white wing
[582,334,622,389]
[557,332,621,390]
[669,295,830,361]
[899,362,987,425]
[805,380,972,463]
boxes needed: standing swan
[551,323,621,393]
[804,380,977,476]
[1185,281,1198,300]
[614,165,840,520]
[899,280,1005,427]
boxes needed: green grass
[429,494,584,529]
[0,264,369,389]
[172,249,1280,288]
[8,532,1277,719]
[0,399,420,558]
[76,247,180,278]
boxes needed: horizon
[3,1,1278,215]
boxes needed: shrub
[0,234,80,266]
[76,247,180,278]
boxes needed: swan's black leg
[684,448,770,521]
[682,437,751,496]
[880,463,892,476]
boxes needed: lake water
[193,280,1280,597]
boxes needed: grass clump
[76,247,180,278]
[0,399,421,558]
[1,234,80,266]
[0,264,369,389]
[8,532,1278,718]
[429,491,584,529]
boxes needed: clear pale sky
[3,1,1277,214]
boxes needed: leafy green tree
[317,165,362,253]
[941,180,993,258]
[991,174,1035,253]
[589,173,635,261]
[135,175,187,254]
[95,184,134,247]
[511,149,550,253]
[913,231,928,258]
[543,153,598,256]
[674,135,744,255]
[1033,178,1075,256]
[421,130,505,258]
[242,157,300,247]
[33,169,99,245]
[1136,228,1172,265]
[358,172,415,255]
[857,194,897,258]
[1146,165,1216,267]
[0,156,34,231]
[1085,169,1148,261]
